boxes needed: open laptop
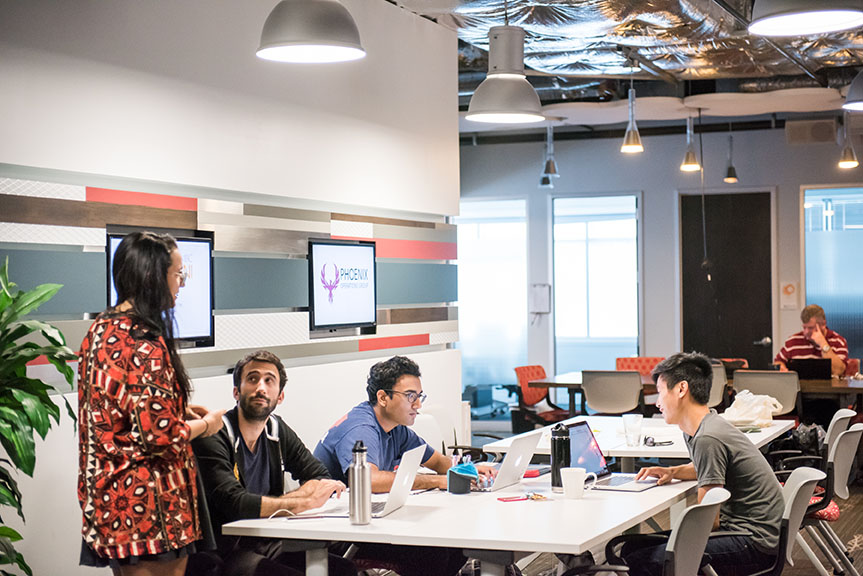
[293,444,425,518]
[568,421,658,492]
[787,358,831,380]
[476,432,541,492]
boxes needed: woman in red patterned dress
[78,231,225,576]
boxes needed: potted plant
[0,257,76,575]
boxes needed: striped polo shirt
[774,328,848,365]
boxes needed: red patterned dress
[78,312,202,559]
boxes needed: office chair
[732,370,800,417]
[561,488,730,576]
[512,365,569,431]
[776,424,863,576]
[707,364,728,410]
[580,370,643,415]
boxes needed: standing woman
[78,231,224,576]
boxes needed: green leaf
[0,536,16,563]
[9,390,49,439]
[14,552,32,576]
[0,410,35,476]
[0,529,21,543]
[0,283,62,334]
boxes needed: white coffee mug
[560,467,598,499]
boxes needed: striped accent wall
[2,175,458,369]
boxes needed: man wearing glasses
[314,355,496,576]
[314,355,495,491]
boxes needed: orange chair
[512,365,569,432]
[615,357,664,377]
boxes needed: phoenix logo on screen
[320,263,340,303]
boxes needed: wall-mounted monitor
[308,238,376,332]
[107,229,215,348]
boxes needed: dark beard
[239,393,274,421]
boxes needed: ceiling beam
[620,47,678,86]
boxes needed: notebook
[477,432,542,492]
[787,358,832,380]
[567,421,658,492]
[293,444,425,518]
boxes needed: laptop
[567,421,658,492]
[293,444,426,518]
[477,432,542,492]
[787,358,831,380]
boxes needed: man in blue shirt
[314,355,496,575]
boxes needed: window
[455,200,527,391]
[553,196,639,373]
[803,187,863,363]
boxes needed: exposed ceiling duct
[396,0,863,117]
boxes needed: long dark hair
[112,231,191,401]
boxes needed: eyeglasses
[385,389,427,404]
[173,270,188,285]
[643,436,673,447]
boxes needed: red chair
[512,365,569,433]
[615,356,663,377]
[844,358,860,377]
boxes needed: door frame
[672,186,778,355]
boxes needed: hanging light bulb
[724,133,739,183]
[749,0,863,37]
[680,117,701,172]
[539,174,554,189]
[543,125,560,177]
[839,116,859,169]
[620,70,643,154]
[466,2,543,124]
[256,0,366,63]
[843,68,863,111]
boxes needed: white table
[223,475,696,576]
[483,415,795,472]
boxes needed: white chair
[708,364,727,409]
[732,370,800,416]
[795,424,863,576]
[570,488,730,576]
[581,370,643,415]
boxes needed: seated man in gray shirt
[625,352,783,576]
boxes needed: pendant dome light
[839,114,859,169]
[680,117,701,172]
[724,133,739,183]
[843,68,863,111]
[620,67,643,154]
[466,2,544,124]
[543,125,560,178]
[749,0,863,36]
[256,0,366,64]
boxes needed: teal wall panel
[0,249,106,315]
[214,257,308,309]
[377,262,457,305]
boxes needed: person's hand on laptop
[635,466,674,486]
[298,479,347,507]
[476,464,498,482]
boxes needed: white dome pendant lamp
[256,0,366,64]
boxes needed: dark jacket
[192,407,330,550]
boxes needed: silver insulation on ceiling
[433,0,863,82]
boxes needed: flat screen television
[107,229,215,347]
[308,238,376,332]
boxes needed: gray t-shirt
[684,410,784,553]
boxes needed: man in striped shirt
[774,304,848,377]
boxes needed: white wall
[460,127,863,361]
[0,0,459,217]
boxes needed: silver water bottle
[348,440,371,525]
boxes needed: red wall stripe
[86,187,198,211]
[357,334,430,352]
[331,236,456,260]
